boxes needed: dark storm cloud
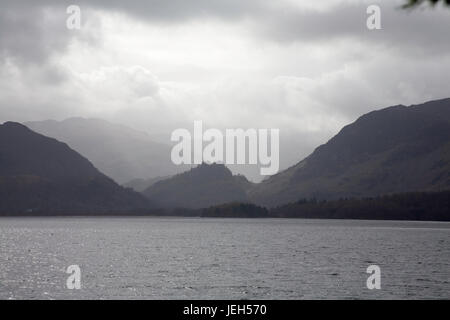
[1,0,449,65]
[0,2,68,64]
[257,2,450,55]
[0,0,265,65]
[0,1,99,65]
[86,0,268,22]
[94,0,450,58]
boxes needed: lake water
[0,217,449,300]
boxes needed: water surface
[0,217,449,299]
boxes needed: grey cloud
[254,1,450,56]
[0,5,66,64]
[1,0,268,26]
[52,0,450,57]
[0,0,264,66]
[0,1,100,65]
[1,0,449,66]
[85,0,267,22]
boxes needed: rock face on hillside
[0,122,149,214]
[249,98,450,207]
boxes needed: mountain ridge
[25,117,186,184]
[0,122,150,214]
[143,163,253,209]
[248,98,450,207]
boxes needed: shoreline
[1,214,450,223]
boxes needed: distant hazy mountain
[249,98,450,207]
[123,175,171,192]
[0,122,149,214]
[143,163,254,209]
[25,118,186,184]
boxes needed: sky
[1,0,450,181]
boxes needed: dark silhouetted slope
[249,98,450,207]
[25,118,186,184]
[0,122,149,214]
[143,163,252,209]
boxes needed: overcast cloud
[1,0,450,181]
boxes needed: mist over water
[1,217,448,300]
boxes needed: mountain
[0,122,149,214]
[143,163,253,209]
[123,175,171,192]
[249,98,450,207]
[25,118,186,184]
